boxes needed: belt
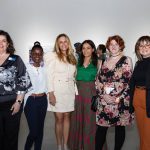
[31,93,46,97]
[57,79,74,82]
[136,86,146,90]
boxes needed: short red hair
[106,35,125,51]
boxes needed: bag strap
[97,59,104,74]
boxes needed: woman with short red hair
[95,35,134,150]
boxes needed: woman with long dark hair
[69,40,98,150]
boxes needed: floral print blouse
[0,54,32,103]
[96,56,134,127]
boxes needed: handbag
[91,95,99,112]
[91,60,103,112]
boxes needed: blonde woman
[44,34,77,150]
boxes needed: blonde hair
[54,33,76,65]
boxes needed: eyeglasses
[139,44,150,49]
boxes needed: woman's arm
[11,94,24,115]
[44,52,56,106]
[12,56,32,115]
[115,57,133,106]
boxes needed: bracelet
[16,99,22,104]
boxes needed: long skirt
[68,81,96,150]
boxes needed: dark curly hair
[78,40,98,66]
[0,30,15,54]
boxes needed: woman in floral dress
[95,35,134,150]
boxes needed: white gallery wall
[0,0,150,63]
[1,1,149,149]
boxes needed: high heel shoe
[58,145,62,150]
[64,144,69,150]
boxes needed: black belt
[136,86,146,90]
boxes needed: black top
[129,57,150,117]
[0,54,32,103]
[133,57,150,86]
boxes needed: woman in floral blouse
[0,30,31,150]
[95,35,134,150]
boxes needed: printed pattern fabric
[0,54,31,102]
[96,56,134,127]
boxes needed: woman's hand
[115,97,120,104]
[49,92,56,106]
[103,94,116,104]
[95,78,103,91]
[11,102,21,115]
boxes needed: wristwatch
[16,99,22,104]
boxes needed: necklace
[83,58,91,68]
[35,67,40,75]
[83,62,90,68]
[110,53,121,57]
[33,63,40,75]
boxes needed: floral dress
[96,56,134,127]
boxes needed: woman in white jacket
[44,33,77,150]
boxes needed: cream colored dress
[44,51,76,112]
